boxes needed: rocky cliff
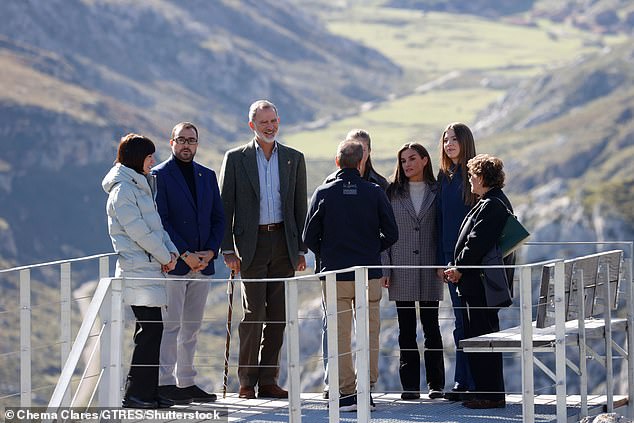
[0,0,400,265]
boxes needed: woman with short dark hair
[102,133,178,409]
[444,153,513,409]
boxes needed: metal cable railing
[1,243,632,422]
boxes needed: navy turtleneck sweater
[174,155,197,201]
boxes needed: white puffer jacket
[102,164,178,306]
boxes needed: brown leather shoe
[258,384,288,399]
[462,399,506,409]
[238,386,256,399]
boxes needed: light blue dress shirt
[255,140,283,225]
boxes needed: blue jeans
[448,280,474,390]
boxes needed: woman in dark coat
[436,122,477,398]
[381,143,444,400]
[444,154,512,409]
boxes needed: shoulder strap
[491,196,513,216]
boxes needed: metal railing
[1,241,632,422]
[0,253,115,408]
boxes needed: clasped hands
[161,251,215,273]
[161,252,178,273]
[183,250,215,272]
[441,267,462,284]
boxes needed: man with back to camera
[303,139,398,411]
[219,99,307,399]
[152,122,226,405]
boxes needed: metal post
[603,261,614,412]
[20,269,32,407]
[97,256,112,407]
[99,277,113,407]
[109,277,124,407]
[354,267,370,422]
[285,278,302,423]
[627,242,634,418]
[554,261,567,422]
[519,266,534,423]
[576,267,588,417]
[60,263,72,407]
[99,256,110,280]
[325,273,340,423]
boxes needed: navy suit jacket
[153,155,226,275]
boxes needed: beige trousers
[323,278,382,396]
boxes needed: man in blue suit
[153,122,225,405]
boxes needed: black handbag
[494,197,530,258]
[481,245,513,308]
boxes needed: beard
[175,148,195,162]
[255,129,276,144]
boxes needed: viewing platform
[0,241,632,422]
[114,393,628,422]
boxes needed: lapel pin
[198,173,202,177]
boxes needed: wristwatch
[180,251,191,260]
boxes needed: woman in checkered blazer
[381,142,445,401]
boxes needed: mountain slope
[0,0,400,265]
[473,41,634,258]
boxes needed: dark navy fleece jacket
[303,168,398,281]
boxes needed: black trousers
[462,292,505,401]
[395,301,445,391]
[125,305,163,400]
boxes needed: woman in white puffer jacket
[102,133,178,409]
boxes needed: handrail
[1,242,629,422]
[0,252,116,274]
[47,277,114,409]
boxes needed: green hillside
[477,41,634,226]
[282,7,629,196]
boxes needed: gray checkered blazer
[381,183,443,301]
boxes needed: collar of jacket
[335,167,361,179]
[481,186,503,200]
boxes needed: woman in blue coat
[436,122,477,399]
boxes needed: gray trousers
[159,272,209,387]
[238,230,294,387]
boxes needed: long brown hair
[437,122,477,206]
[387,142,435,199]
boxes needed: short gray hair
[248,100,278,123]
[336,140,364,169]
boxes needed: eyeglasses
[173,137,198,145]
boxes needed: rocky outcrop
[579,413,632,423]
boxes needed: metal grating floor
[128,393,625,422]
